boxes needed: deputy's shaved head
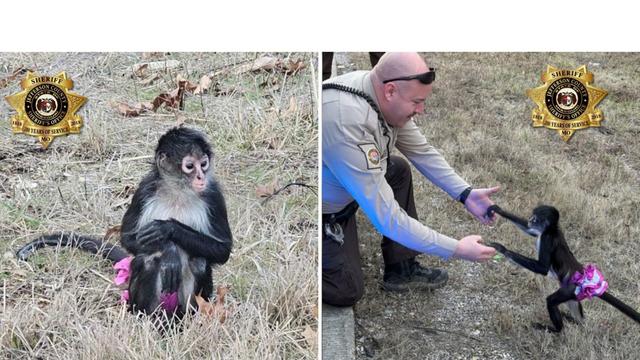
[369,52,433,128]
[372,52,429,81]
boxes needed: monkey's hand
[486,242,506,254]
[137,220,175,252]
[464,186,500,225]
[159,243,181,293]
[486,204,502,218]
[164,218,232,264]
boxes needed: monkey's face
[528,205,560,233]
[156,150,211,194]
[181,154,210,193]
[527,214,546,235]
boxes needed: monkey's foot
[532,322,560,333]
[560,311,582,324]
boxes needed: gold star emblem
[527,65,607,142]
[5,72,87,149]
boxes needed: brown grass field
[331,52,640,360]
[0,53,318,359]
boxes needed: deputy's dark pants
[322,156,421,306]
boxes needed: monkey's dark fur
[488,204,640,333]
[17,127,233,319]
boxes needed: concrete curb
[322,304,355,360]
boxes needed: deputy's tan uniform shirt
[322,71,470,259]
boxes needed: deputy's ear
[383,82,397,100]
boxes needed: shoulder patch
[357,143,382,170]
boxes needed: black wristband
[458,187,472,204]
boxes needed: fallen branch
[260,182,317,204]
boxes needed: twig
[260,182,317,204]
[57,186,65,204]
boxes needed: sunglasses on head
[382,67,436,85]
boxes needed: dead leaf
[147,77,188,111]
[132,63,149,78]
[311,304,318,319]
[237,56,306,75]
[302,325,317,350]
[194,75,212,95]
[216,285,229,303]
[251,56,280,72]
[111,101,153,117]
[113,102,142,117]
[152,88,184,111]
[177,74,198,92]
[256,180,279,198]
[195,294,215,317]
[195,285,231,323]
[104,225,121,241]
[235,56,279,74]
[151,93,171,111]
[283,59,306,75]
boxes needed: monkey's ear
[156,153,168,168]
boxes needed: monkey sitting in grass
[17,127,233,319]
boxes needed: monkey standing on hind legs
[486,204,640,333]
[16,127,233,318]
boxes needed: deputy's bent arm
[395,121,470,200]
[323,135,458,258]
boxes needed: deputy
[322,52,498,306]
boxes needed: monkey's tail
[599,291,640,324]
[16,233,129,263]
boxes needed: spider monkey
[487,204,640,333]
[16,127,233,318]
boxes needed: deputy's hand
[464,186,500,225]
[453,235,496,262]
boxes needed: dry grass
[0,52,318,359]
[336,52,640,359]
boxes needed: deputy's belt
[322,201,359,246]
[322,201,359,224]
